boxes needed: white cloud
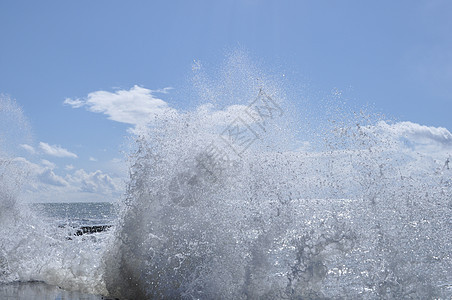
[13,157,42,174]
[64,85,176,128]
[375,121,452,146]
[369,121,452,157]
[13,157,124,202]
[89,157,98,162]
[13,157,67,187]
[37,169,68,187]
[39,142,78,158]
[63,98,84,108]
[41,159,56,169]
[68,169,123,194]
[20,144,35,154]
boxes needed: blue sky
[1,0,451,202]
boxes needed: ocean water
[1,53,451,299]
[32,202,117,228]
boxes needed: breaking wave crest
[103,54,451,299]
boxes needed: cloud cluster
[37,168,68,187]
[13,157,68,188]
[64,85,175,129]
[14,156,124,202]
[16,135,124,202]
[68,169,121,194]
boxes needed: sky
[0,0,451,202]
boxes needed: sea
[1,53,451,299]
[31,202,117,230]
[0,202,118,300]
